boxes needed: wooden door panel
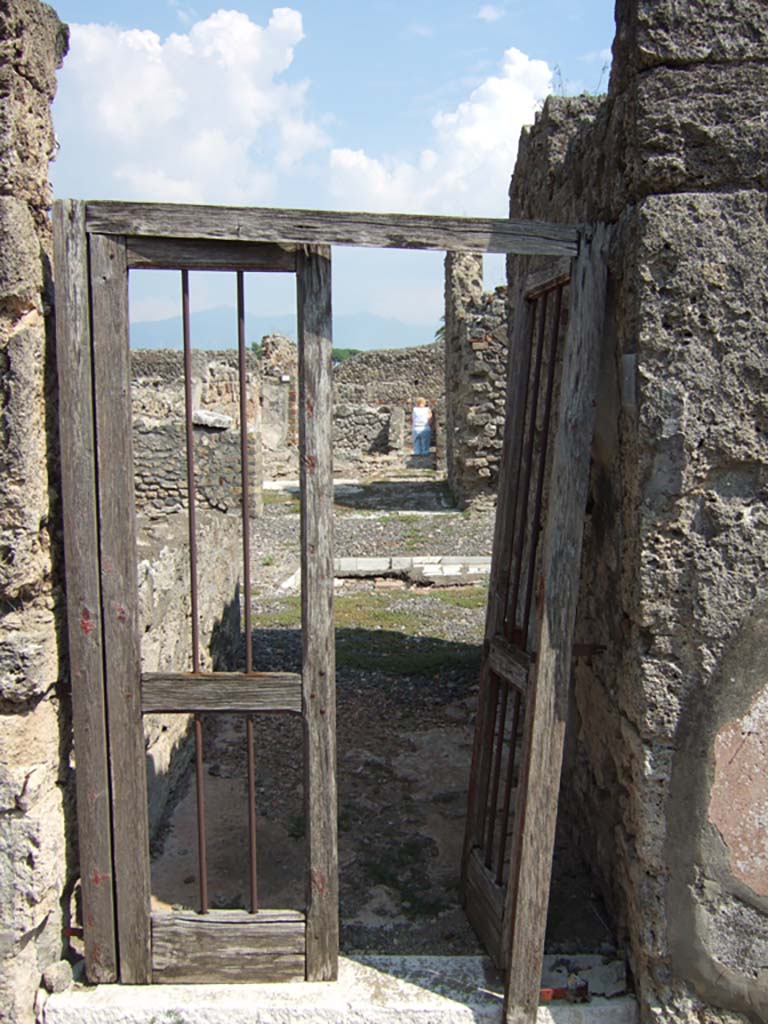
[462,228,610,1022]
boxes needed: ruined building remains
[444,254,509,507]
[2,0,768,1022]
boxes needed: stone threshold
[41,956,638,1024]
[279,556,492,591]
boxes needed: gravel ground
[151,473,615,958]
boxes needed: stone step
[42,955,638,1024]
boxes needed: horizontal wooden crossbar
[151,909,305,983]
[487,637,530,693]
[141,672,302,713]
[85,201,580,257]
[524,258,572,300]
[126,236,297,272]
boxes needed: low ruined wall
[445,254,508,507]
[509,1,768,1020]
[334,342,444,411]
[131,349,263,517]
[0,4,69,1022]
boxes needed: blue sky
[50,1,614,344]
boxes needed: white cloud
[52,7,326,204]
[477,5,505,22]
[328,47,551,217]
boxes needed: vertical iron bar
[476,671,500,847]
[181,269,209,914]
[484,678,510,869]
[237,271,259,914]
[495,689,522,885]
[522,284,564,646]
[506,293,548,640]
[502,300,538,642]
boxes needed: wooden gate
[53,197,597,991]
[462,226,609,1023]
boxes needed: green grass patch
[251,588,484,676]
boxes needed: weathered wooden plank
[85,201,579,256]
[502,224,610,1024]
[487,637,530,694]
[52,201,118,983]
[141,672,302,713]
[464,849,505,969]
[297,245,339,981]
[151,910,305,983]
[126,236,297,271]
[461,279,536,883]
[523,258,571,300]
[89,231,152,984]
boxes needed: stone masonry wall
[334,342,444,460]
[509,2,768,1020]
[444,253,508,507]
[131,349,263,518]
[0,4,69,1022]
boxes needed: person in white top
[411,397,433,455]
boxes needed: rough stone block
[632,64,768,195]
[0,196,42,298]
[613,0,768,87]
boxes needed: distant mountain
[129,306,436,351]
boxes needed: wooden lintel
[84,201,579,257]
[141,671,303,713]
[126,236,297,272]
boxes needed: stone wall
[509,2,768,1020]
[0,4,69,1021]
[444,254,508,507]
[333,343,444,461]
[131,349,263,518]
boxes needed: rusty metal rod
[507,292,548,639]
[503,298,538,642]
[495,689,522,885]
[237,271,259,913]
[484,678,510,869]
[476,670,500,848]
[181,269,209,914]
[522,284,564,646]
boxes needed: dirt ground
[149,465,616,959]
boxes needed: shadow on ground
[333,479,456,513]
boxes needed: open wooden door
[461,225,610,1022]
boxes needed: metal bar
[502,300,538,643]
[237,272,253,674]
[522,284,564,646]
[495,689,522,885]
[474,668,499,847]
[506,293,548,640]
[181,269,209,914]
[237,270,259,914]
[484,679,510,869]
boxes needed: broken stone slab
[191,409,233,430]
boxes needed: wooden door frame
[53,198,592,999]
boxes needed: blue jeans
[413,426,431,455]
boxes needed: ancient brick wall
[0,4,69,1021]
[444,253,508,507]
[509,2,768,1020]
